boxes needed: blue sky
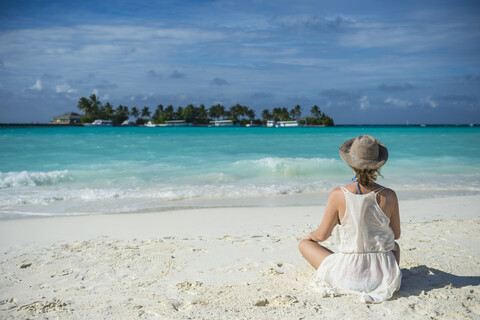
[0,0,479,124]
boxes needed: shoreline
[0,195,479,319]
[1,190,479,222]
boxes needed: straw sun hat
[339,135,388,170]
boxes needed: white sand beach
[1,195,479,319]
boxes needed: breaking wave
[233,157,345,178]
[0,170,72,188]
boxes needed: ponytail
[353,168,382,186]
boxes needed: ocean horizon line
[0,123,478,127]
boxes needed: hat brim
[339,138,388,170]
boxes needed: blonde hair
[353,167,383,187]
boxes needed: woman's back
[336,183,401,240]
[336,186,395,253]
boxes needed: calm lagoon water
[1,126,479,219]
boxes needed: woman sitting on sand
[299,135,401,303]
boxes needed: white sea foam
[0,180,332,207]
[233,157,344,178]
[0,170,72,188]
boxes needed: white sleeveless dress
[312,187,402,303]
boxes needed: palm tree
[310,105,321,118]
[246,108,255,120]
[209,104,225,120]
[131,107,139,119]
[290,105,302,119]
[175,106,184,120]
[208,105,217,119]
[89,94,102,114]
[141,106,151,118]
[104,102,114,119]
[111,104,129,125]
[272,107,282,121]
[295,105,302,118]
[198,104,208,123]
[262,109,272,121]
[163,105,174,121]
[182,104,196,123]
[241,105,250,119]
[152,105,164,123]
[77,97,92,114]
[229,104,243,121]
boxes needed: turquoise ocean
[1,126,479,219]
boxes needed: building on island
[50,112,82,125]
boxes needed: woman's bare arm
[386,190,401,239]
[305,188,343,242]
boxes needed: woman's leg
[391,241,400,265]
[298,239,333,269]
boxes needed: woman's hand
[302,232,317,242]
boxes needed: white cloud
[55,83,77,93]
[338,22,458,53]
[420,96,438,108]
[384,97,413,108]
[359,96,370,110]
[92,89,99,96]
[29,80,43,91]
[142,93,153,101]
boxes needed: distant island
[75,94,335,127]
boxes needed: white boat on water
[145,121,157,127]
[266,120,276,127]
[84,119,113,127]
[209,120,234,127]
[276,120,299,127]
[121,120,136,126]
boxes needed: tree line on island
[77,94,334,126]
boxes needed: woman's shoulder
[331,186,344,193]
[328,187,346,202]
[377,185,396,194]
[377,186,398,202]
[330,186,347,196]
